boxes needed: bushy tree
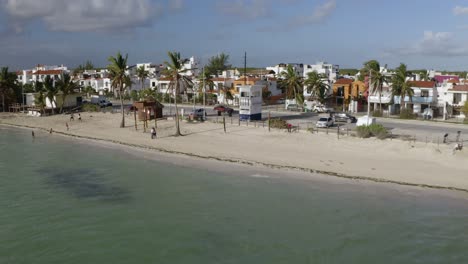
[205,53,231,76]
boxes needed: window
[454,93,462,104]
[421,90,429,97]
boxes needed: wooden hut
[133,100,164,121]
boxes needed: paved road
[113,102,468,142]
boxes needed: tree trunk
[60,94,65,114]
[119,88,125,128]
[1,94,4,112]
[174,79,182,136]
[49,96,55,115]
[378,85,382,112]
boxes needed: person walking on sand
[31,131,35,138]
[66,122,69,131]
[78,113,82,122]
[49,128,53,134]
[70,113,74,121]
[151,127,157,139]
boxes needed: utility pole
[367,69,372,125]
[202,66,205,121]
[244,52,247,85]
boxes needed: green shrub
[368,124,388,139]
[269,118,288,129]
[400,108,416,119]
[372,110,383,117]
[356,124,388,139]
[82,103,99,112]
[356,126,372,138]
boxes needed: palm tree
[219,84,233,105]
[43,75,58,114]
[34,80,46,114]
[108,52,128,128]
[0,67,17,112]
[163,51,193,136]
[419,70,429,81]
[304,71,329,102]
[392,63,414,110]
[56,73,78,113]
[136,65,149,91]
[279,65,304,106]
[198,69,214,104]
[360,60,381,115]
[206,53,231,76]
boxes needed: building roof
[33,70,63,75]
[234,77,260,83]
[408,81,435,88]
[449,85,468,92]
[433,75,459,83]
[212,77,233,82]
[158,77,173,81]
[334,78,354,85]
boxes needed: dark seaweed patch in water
[38,168,130,202]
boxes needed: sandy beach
[1,111,468,192]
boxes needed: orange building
[232,77,259,96]
[332,78,353,99]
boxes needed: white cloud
[289,0,336,27]
[386,31,468,57]
[2,0,161,33]
[453,6,468,15]
[216,0,270,19]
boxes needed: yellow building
[351,80,366,100]
[232,77,259,96]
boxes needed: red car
[213,105,234,116]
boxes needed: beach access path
[1,112,468,193]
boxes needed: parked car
[286,104,302,111]
[213,105,233,116]
[333,112,357,123]
[190,108,206,118]
[312,105,333,113]
[316,117,334,128]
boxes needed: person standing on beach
[78,113,82,122]
[151,127,157,139]
[66,122,69,131]
[70,113,74,121]
[31,131,35,138]
[49,128,53,134]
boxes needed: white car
[316,117,334,128]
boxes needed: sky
[3,0,468,71]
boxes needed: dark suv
[333,112,357,123]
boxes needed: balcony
[368,94,393,103]
[393,96,434,104]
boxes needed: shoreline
[2,115,468,195]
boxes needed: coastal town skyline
[2,0,468,70]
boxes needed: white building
[239,85,263,121]
[266,63,304,77]
[303,62,339,81]
[180,56,199,77]
[17,64,70,85]
[445,84,468,119]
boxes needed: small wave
[250,173,270,178]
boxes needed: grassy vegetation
[399,108,417,119]
[339,69,359,76]
[356,124,388,139]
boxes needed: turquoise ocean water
[1,127,468,263]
